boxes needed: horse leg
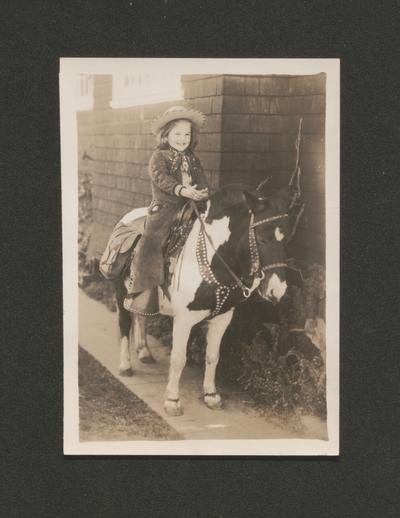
[114,277,133,377]
[164,316,195,416]
[203,309,234,410]
[117,302,134,377]
[133,314,155,364]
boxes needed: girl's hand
[181,185,209,201]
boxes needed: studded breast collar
[194,205,289,317]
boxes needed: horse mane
[206,183,253,223]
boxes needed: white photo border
[61,58,340,456]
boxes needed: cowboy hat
[151,105,206,135]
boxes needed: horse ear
[243,190,267,212]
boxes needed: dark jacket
[149,147,208,201]
[128,147,209,293]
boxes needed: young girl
[124,105,209,313]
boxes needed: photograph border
[61,57,340,456]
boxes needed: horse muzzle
[258,273,288,304]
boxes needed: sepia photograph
[61,58,339,455]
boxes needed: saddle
[99,202,196,282]
[99,217,145,280]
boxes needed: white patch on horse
[275,227,285,241]
[164,308,209,409]
[203,215,231,263]
[170,219,211,318]
[119,336,131,372]
[120,206,147,225]
[267,273,287,301]
[170,213,231,313]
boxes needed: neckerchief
[168,147,193,186]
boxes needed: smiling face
[167,120,192,152]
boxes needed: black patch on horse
[187,197,252,314]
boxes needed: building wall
[78,73,325,265]
[216,74,326,265]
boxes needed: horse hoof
[204,393,223,410]
[118,367,134,377]
[164,399,183,416]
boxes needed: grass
[79,347,182,442]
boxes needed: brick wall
[78,73,325,265]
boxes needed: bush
[78,172,93,286]
[83,275,117,312]
[78,171,117,312]
[146,315,173,347]
[222,321,326,419]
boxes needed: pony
[113,169,303,416]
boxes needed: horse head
[244,166,305,302]
[244,189,290,304]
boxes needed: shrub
[224,322,326,418]
[84,275,117,312]
[146,315,173,347]
[78,172,93,286]
[219,265,326,418]
[78,171,117,312]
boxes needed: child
[124,105,209,313]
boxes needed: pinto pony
[113,171,303,416]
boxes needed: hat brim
[151,108,205,135]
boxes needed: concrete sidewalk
[79,290,327,441]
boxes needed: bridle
[191,201,289,316]
[248,211,289,276]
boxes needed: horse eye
[275,227,285,241]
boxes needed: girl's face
[167,120,191,152]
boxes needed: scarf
[168,147,193,186]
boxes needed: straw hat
[151,105,206,135]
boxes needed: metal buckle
[242,287,251,298]
[256,270,265,281]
